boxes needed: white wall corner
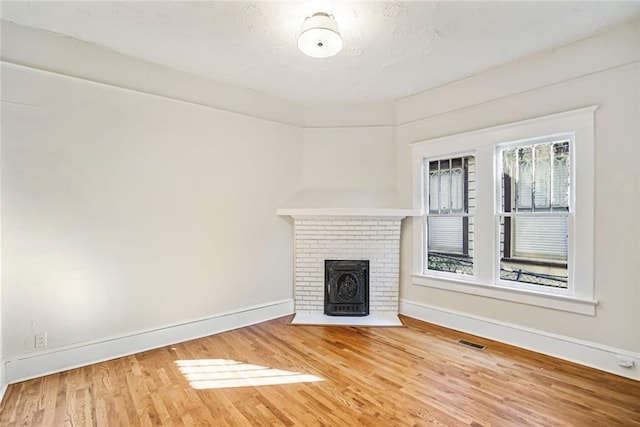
[400,299,640,381]
[304,101,396,128]
[4,299,294,384]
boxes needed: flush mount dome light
[297,12,343,58]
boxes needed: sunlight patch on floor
[175,359,324,389]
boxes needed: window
[425,156,475,276]
[411,107,597,315]
[498,139,570,290]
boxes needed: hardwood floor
[2,315,639,426]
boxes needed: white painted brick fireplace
[293,217,402,314]
[277,190,419,320]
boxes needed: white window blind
[428,217,463,253]
[513,216,568,260]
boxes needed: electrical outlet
[34,332,47,348]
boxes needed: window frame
[423,154,476,279]
[410,107,597,315]
[495,134,573,295]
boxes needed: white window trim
[411,106,598,316]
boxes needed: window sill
[411,274,597,316]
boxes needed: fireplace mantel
[276,189,421,218]
[277,207,417,217]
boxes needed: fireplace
[276,190,419,324]
[288,216,404,315]
[325,260,369,316]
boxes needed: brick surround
[293,217,402,314]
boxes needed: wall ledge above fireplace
[276,189,420,218]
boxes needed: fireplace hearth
[325,260,369,316]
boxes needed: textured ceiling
[2,1,639,105]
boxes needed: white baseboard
[5,299,294,384]
[0,383,7,406]
[399,299,640,381]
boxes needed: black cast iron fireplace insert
[324,260,369,316]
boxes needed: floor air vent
[457,339,486,351]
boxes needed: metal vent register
[457,339,486,351]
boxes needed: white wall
[1,27,303,369]
[302,126,396,191]
[301,101,397,193]
[396,20,640,353]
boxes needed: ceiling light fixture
[297,12,343,58]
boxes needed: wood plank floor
[2,315,640,426]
